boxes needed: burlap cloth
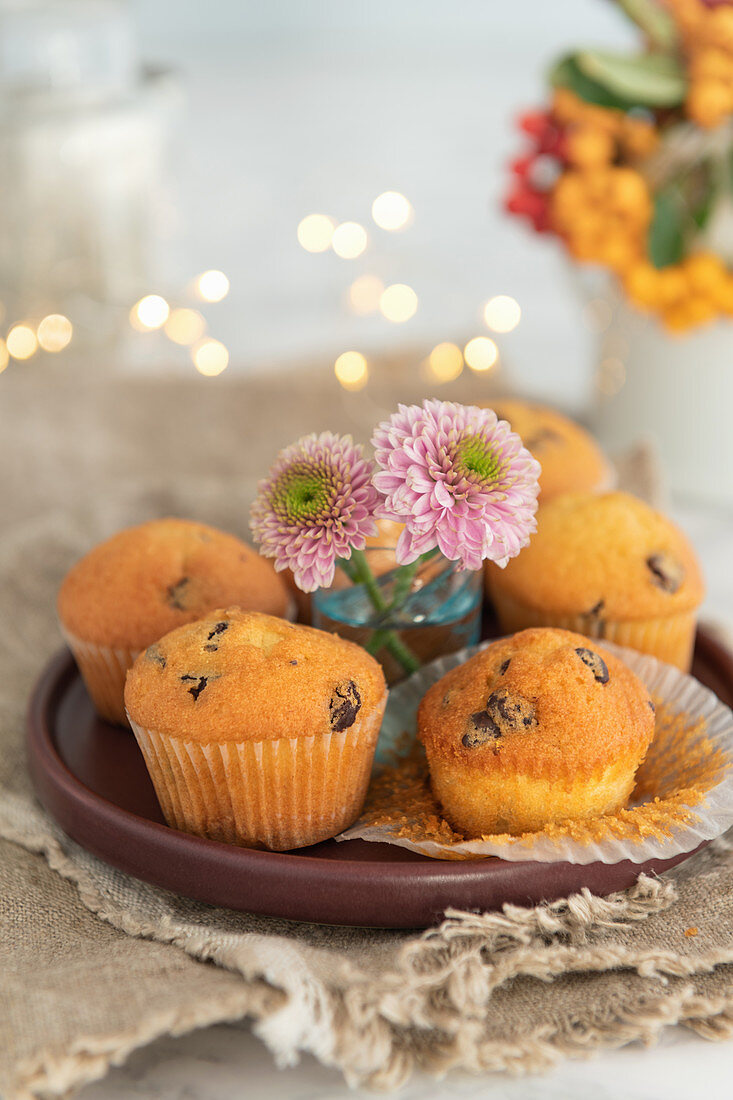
[2,363,733,1100]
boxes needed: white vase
[590,297,733,506]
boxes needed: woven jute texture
[2,364,733,1100]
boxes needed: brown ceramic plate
[26,629,729,928]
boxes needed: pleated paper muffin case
[490,587,697,673]
[60,627,140,727]
[129,700,386,850]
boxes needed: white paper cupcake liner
[129,699,385,850]
[61,627,140,726]
[339,639,733,864]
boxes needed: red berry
[518,109,551,138]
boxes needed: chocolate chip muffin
[487,492,704,671]
[124,609,387,850]
[418,627,655,836]
[58,518,291,725]
[488,399,613,501]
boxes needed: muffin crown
[489,399,612,500]
[124,608,387,742]
[418,627,655,779]
[488,491,704,621]
[57,518,289,648]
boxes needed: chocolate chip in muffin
[167,577,190,611]
[575,647,609,684]
[462,688,537,748]
[329,680,361,731]
[487,687,538,732]
[145,644,166,668]
[203,644,218,653]
[462,710,501,748]
[180,674,210,701]
[290,659,298,666]
[648,698,656,713]
[207,621,229,640]
[499,658,511,675]
[646,553,684,594]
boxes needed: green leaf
[648,190,687,267]
[576,51,686,107]
[549,55,636,110]
[616,0,679,52]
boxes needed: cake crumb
[353,701,728,859]
[685,927,699,937]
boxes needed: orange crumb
[357,702,728,858]
[685,927,699,937]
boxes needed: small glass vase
[311,551,483,685]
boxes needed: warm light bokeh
[37,314,73,352]
[379,283,418,322]
[332,222,368,259]
[348,274,384,315]
[427,341,463,383]
[196,270,230,303]
[6,324,38,360]
[464,336,498,371]
[371,191,412,230]
[483,295,521,333]
[193,338,229,376]
[297,214,335,253]
[130,295,170,331]
[165,308,206,346]
[334,350,368,390]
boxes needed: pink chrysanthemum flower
[372,400,541,571]
[250,432,380,592]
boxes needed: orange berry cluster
[667,0,733,128]
[552,90,659,163]
[548,93,655,276]
[624,251,733,331]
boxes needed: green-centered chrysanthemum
[250,432,379,592]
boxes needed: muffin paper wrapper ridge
[337,640,733,864]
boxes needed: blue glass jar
[312,550,482,684]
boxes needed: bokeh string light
[6,324,38,360]
[196,270,230,303]
[348,274,384,315]
[0,339,8,374]
[37,314,73,352]
[332,222,368,259]
[483,295,521,334]
[130,295,170,331]
[371,191,413,231]
[297,214,335,253]
[164,308,206,346]
[192,338,229,376]
[334,350,368,391]
[464,336,499,372]
[379,283,418,323]
[427,342,464,383]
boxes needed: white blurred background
[0,0,640,411]
[130,0,635,408]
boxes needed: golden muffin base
[62,629,139,727]
[426,753,636,837]
[491,588,696,672]
[130,700,385,851]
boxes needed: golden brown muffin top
[124,608,387,742]
[489,398,612,500]
[488,491,704,621]
[418,627,655,779]
[58,518,290,649]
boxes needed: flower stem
[346,549,421,677]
